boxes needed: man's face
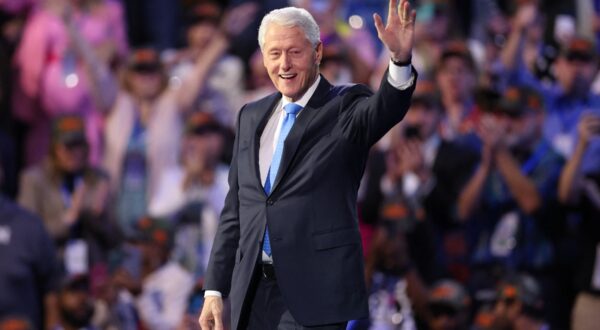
[182,132,224,173]
[130,70,163,100]
[491,297,521,330]
[54,141,87,173]
[59,288,94,328]
[555,57,598,96]
[187,22,218,49]
[504,112,540,148]
[436,57,476,102]
[403,104,441,140]
[262,23,322,101]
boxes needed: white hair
[258,7,320,51]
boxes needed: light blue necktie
[262,102,303,257]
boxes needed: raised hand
[373,0,416,63]
[577,113,600,146]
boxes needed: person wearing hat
[501,4,600,178]
[103,6,249,238]
[457,87,564,323]
[166,1,255,128]
[490,274,548,330]
[131,216,195,330]
[427,279,471,330]
[18,115,112,251]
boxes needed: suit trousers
[238,263,348,330]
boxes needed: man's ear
[315,41,323,65]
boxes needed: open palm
[373,0,416,63]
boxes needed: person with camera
[375,88,478,282]
[357,88,478,327]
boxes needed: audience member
[557,113,600,330]
[361,220,425,330]
[0,187,60,329]
[13,0,126,165]
[244,48,277,103]
[362,88,478,283]
[149,112,228,281]
[133,217,194,330]
[490,273,548,330]
[165,0,247,128]
[298,0,376,85]
[457,87,564,325]
[435,42,479,147]
[503,29,600,175]
[427,279,471,330]
[17,115,113,261]
[103,41,229,237]
[56,274,97,330]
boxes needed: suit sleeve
[202,106,244,297]
[339,67,418,147]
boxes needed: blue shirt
[509,65,600,175]
[0,196,59,329]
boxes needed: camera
[403,125,421,140]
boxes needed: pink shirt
[13,0,127,165]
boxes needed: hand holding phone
[578,113,600,145]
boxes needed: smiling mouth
[279,73,297,80]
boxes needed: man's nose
[281,53,292,70]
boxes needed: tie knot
[283,103,302,116]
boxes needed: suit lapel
[270,77,333,193]
[250,93,281,189]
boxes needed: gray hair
[258,7,320,51]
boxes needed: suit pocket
[312,227,360,251]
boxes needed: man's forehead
[263,24,310,46]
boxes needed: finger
[213,311,224,330]
[199,310,212,330]
[373,13,385,35]
[400,0,408,21]
[389,0,399,19]
[199,317,210,330]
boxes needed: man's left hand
[373,0,416,63]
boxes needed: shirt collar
[281,75,321,109]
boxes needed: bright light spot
[169,76,182,89]
[65,73,79,88]
[349,15,364,29]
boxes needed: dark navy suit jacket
[204,70,417,329]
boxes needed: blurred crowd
[0,0,599,329]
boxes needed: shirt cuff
[387,60,414,90]
[204,290,222,298]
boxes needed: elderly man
[200,1,417,329]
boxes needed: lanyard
[521,142,549,175]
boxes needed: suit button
[267,199,274,205]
